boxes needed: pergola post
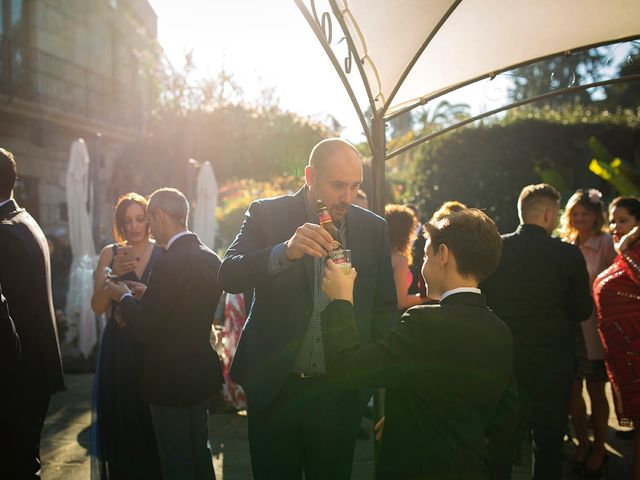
[370,116,386,216]
[370,114,386,474]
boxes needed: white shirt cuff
[120,292,133,302]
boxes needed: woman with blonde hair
[90,193,163,479]
[385,204,424,311]
[560,189,615,477]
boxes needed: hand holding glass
[322,257,357,303]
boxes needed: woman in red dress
[593,196,640,480]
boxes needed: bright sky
[147,0,369,141]
[146,1,631,145]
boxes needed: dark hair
[560,189,607,241]
[518,183,561,221]
[0,148,17,200]
[113,192,149,244]
[385,204,418,263]
[430,200,467,223]
[308,138,361,174]
[424,208,502,282]
[609,196,640,221]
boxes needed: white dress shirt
[165,230,190,250]
[439,287,481,302]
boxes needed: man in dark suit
[105,187,223,480]
[1,282,20,371]
[321,208,517,480]
[0,147,65,478]
[218,138,397,479]
[480,183,593,479]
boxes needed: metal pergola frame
[295,0,640,214]
[295,0,640,473]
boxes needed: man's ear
[438,243,449,266]
[542,206,554,227]
[304,165,315,187]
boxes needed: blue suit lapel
[289,188,315,295]
[346,207,366,271]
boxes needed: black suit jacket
[0,199,64,400]
[218,187,397,410]
[480,224,593,388]
[120,233,223,407]
[0,282,20,372]
[322,293,517,480]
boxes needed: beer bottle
[316,200,342,250]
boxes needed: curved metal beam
[384,34,640,122]
[295,0,374,149]
[385,73,640,160]
[328,1,379,124]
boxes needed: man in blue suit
[218,138,397,480]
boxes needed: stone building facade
[0,0,159,239]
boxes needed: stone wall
[0,0,158,238]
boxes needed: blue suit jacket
[218,187,397,410]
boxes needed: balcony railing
[0,35,144,131]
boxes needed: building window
[1,0,23,37]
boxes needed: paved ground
[42,374,634,479]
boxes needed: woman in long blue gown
[90,193,163,479]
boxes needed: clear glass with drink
[329,248,351,274]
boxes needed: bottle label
[319,211,332,224]
[329,248,348,264]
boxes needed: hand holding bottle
[285,223,335,260]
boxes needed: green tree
[108,60,335,201]
[602,46,640,110]
[406,108,639,232]
[508,50,608,106]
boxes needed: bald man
[218,138,397,480]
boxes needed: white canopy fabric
[193,162,218,249]
[64,139,99,358]
[297,0,640,118]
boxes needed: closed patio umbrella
[64,139,98,358]
[193,161,218,250]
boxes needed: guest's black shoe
[357,427,369,440]
[582,453,608,479]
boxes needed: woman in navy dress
[90,193,163,479]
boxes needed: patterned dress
[593,242,640,427]
[220,292,248,410]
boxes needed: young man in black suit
[321,208,517,480]
[480,184,593,479]
[0,147,65,478]
[218,138,397,479]
[105,188,223,480]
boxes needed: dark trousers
[149,400,215,480]
[0,391,50,479]
[515,375,572,480]
[247,375,361,480]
